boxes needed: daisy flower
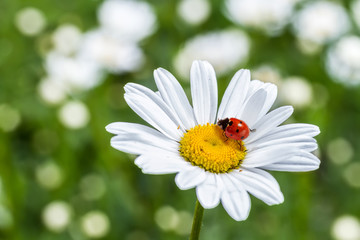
[106,60,320,221]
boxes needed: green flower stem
[189,199,204,240]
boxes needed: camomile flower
[106,60,320,221]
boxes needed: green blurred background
[1,0,360,239]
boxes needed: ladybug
[217,118,254,141]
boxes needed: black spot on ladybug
[228,121,233,126]
[230,134,233,136]
[241,136,244,139]
[236,129,239,133]
[240,121,243,124]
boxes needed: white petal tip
[196,188,221,209]
[105,123,117,133]
[314,126,321,136]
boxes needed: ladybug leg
[222,131,229,142]
[236,141,244,149]
[250,128,256,132]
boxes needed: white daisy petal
[247,135,318,153]
[243,167,280,189]
[262,123,321,140]
[106,122,178,149]
[242,145,299,168]
[125,94,183,140]
[243,81,278,123]
[231,168,284,205]
[217,69,250,119]
[257,83,278,120]
[236,88,267,128]
[125,83,185,130]
[106,122,158,135]
[135,154,191,174]
[245,106,294,144]
[124,83,184,140]
[220,174,251,221]
[246,79,263,97]
[125,83,185,128]
[154,68,196,129]
[175,167,207,190]
[110,134,178,155]
[196,173,223,208]
[261,151,320,172]
[190,60,218,124]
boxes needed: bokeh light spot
[343,162,360,188]
[0,205,13,229]
[80,174,106,201]
[154,206,179,231]
[42,201,72,232]
[174,211,192,235]
[0,104,21,132]
[331,215,360,240]
[35,161,63,190]
[177,0,211,25]
[38,78,67,105]
[80,210,110,238]
[327,138,353,165]
[58,101,90,129]
[15,7,46,36]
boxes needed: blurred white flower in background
[224,0,297,36]
[52,24,83,56]
[15,7,46,36]
[98,0,157,42]
[352,0,360,30]
[39,0,157,101]
[45,52,103,92]
[78,30,144,74]
[177,0,211,25]
[326,35,360,86]
[292,1,350,45]
[295,38,323,55]
[252,65,282,86]
[174,29,250,79]
[331,215,360,240]
[279,77,313,108]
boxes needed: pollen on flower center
[179,123,247,173]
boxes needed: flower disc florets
[179,123,246,173]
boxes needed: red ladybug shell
[217,118,250,141]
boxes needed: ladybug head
[217,118,230,130]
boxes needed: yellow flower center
[179,123,247,173]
